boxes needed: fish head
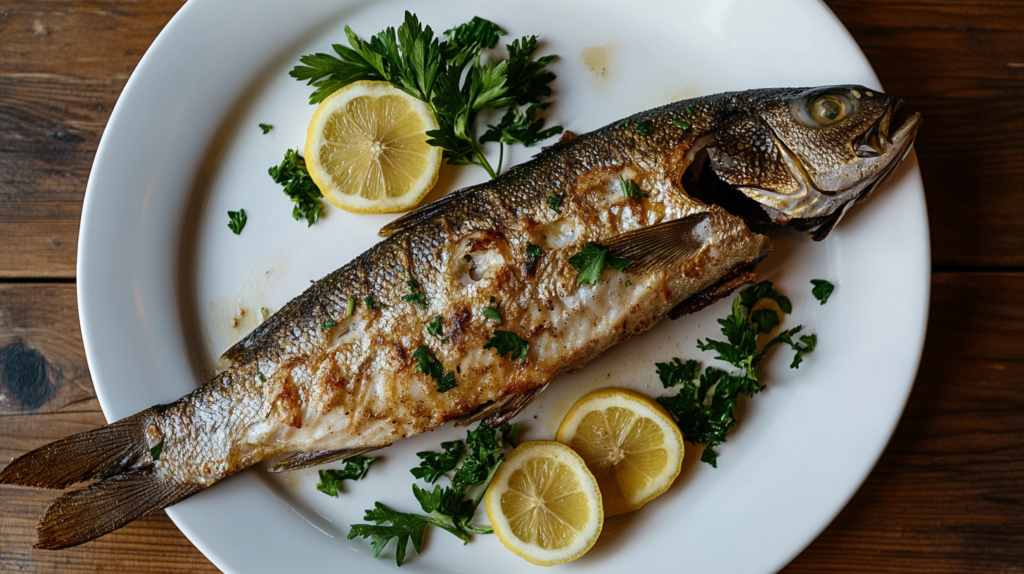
[695,85,922,239]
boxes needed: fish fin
[34,466,204,549]
[479,384,549,429]
[267,446,379,473]
[220,299,301,363]
[0,408,157,489]
[602,214,711,275]
[377,187,476,237]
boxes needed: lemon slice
[556,388,684,517]
[304,80,442,213]
[485,441,603,566]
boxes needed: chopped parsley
[321,319,338,332]
[546,193,564,213]
[657,281,817,467]
[526,243,544,263]
[634,120,652,135]
[349,424,517,566]
[258,371,267,383]
[258,123,273,134]
[671,118,691,130]
[412,346,457,392]
[427,315,444,337]
[685,105,694,115]
[483,330,529,363]
[618,118,631,128]
[365,295,381,309]
[291,13,561,179]
[619,176,650,199]
[316,456,376,497]
[411,440,462,483]
[403,277,427,308]
[568,242,633,285]
[150,442,163,461]
[811,279,835,305]
[482,296,502,324]
[268,149,323,227]
[227,209,247,235]
[347,295,356,317]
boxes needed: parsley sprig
[483,330,529,363]
[657,281,817,467]
[811,279,835,304]
[568,242,634,285]
[316,456,375,497]
[349,424,517,566]
[268,149,324,226]
[412,346,457,392]
[291,12,562,179]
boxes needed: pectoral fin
[602,213,711,275]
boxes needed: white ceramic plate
[77,0,930,572]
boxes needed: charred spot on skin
[0,343,55,411]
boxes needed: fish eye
[788,89,858,129]
[811,95,846,125]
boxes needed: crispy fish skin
[0,85,920,549]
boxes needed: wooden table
[1,1,1022,571]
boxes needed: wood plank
[0,283,217,572]
[0,0,185,278]
[784,272,1024,572]
[826,0,1024,267]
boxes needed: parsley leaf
[403,278,427,308]
[412,346,457,392]
[634,120,652,135]
[258,123,273,134]
[316,456,375,497]
[569,242,632,284]
[811,279,835,305]
[150,442,163,461]
[619,176,650,199]
[350,424,518,565]
[268,149,324,226]
[671,118,691,130]
[411,440,462,483]
[526,243,544,263]
[546,193,564,213]
[292,13,561,179]
[347,295,356,317]
[658,281,816,466]
[227,209,247,235]
[483,330,529,363]
[482,297,502,324]
[427,315,444,337]
[321,319,337,332]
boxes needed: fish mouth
[855,99,921,159]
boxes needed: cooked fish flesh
[0,85,920,549]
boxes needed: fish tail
[34,466,204,549]
[0,406,204,549]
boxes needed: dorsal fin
[603,213,711,275]
[220,296,304,364]
[378,189,469,237]
[267,446,380,473]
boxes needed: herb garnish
[546,193,564,213]
[619,176,650,199]
[150,442,163,461]
[365,295,381,310]
[618,118,631,128]
[482,297,502,324]
[483,330,529,363]
[657,281,816,466]
[258,123,273,134]
[634,120,652,136]
[568,242,634,285]
[321,319,338,332]
[526,243,544,263]
[671,119,691,130]
[685,105,694,115]
[291,13,561,179]
[258,372,267,383]
[227,209,247,235]
[811,279,835,305]
[411,440,462,483]
[349,424,517,566]
[347,295,356,317]
[268,149,324,226]
[412,346,457,392]
[427,315,444,337]
[317,456,376,497]
[403,277,427,308]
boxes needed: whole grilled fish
[1,86,920,549]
